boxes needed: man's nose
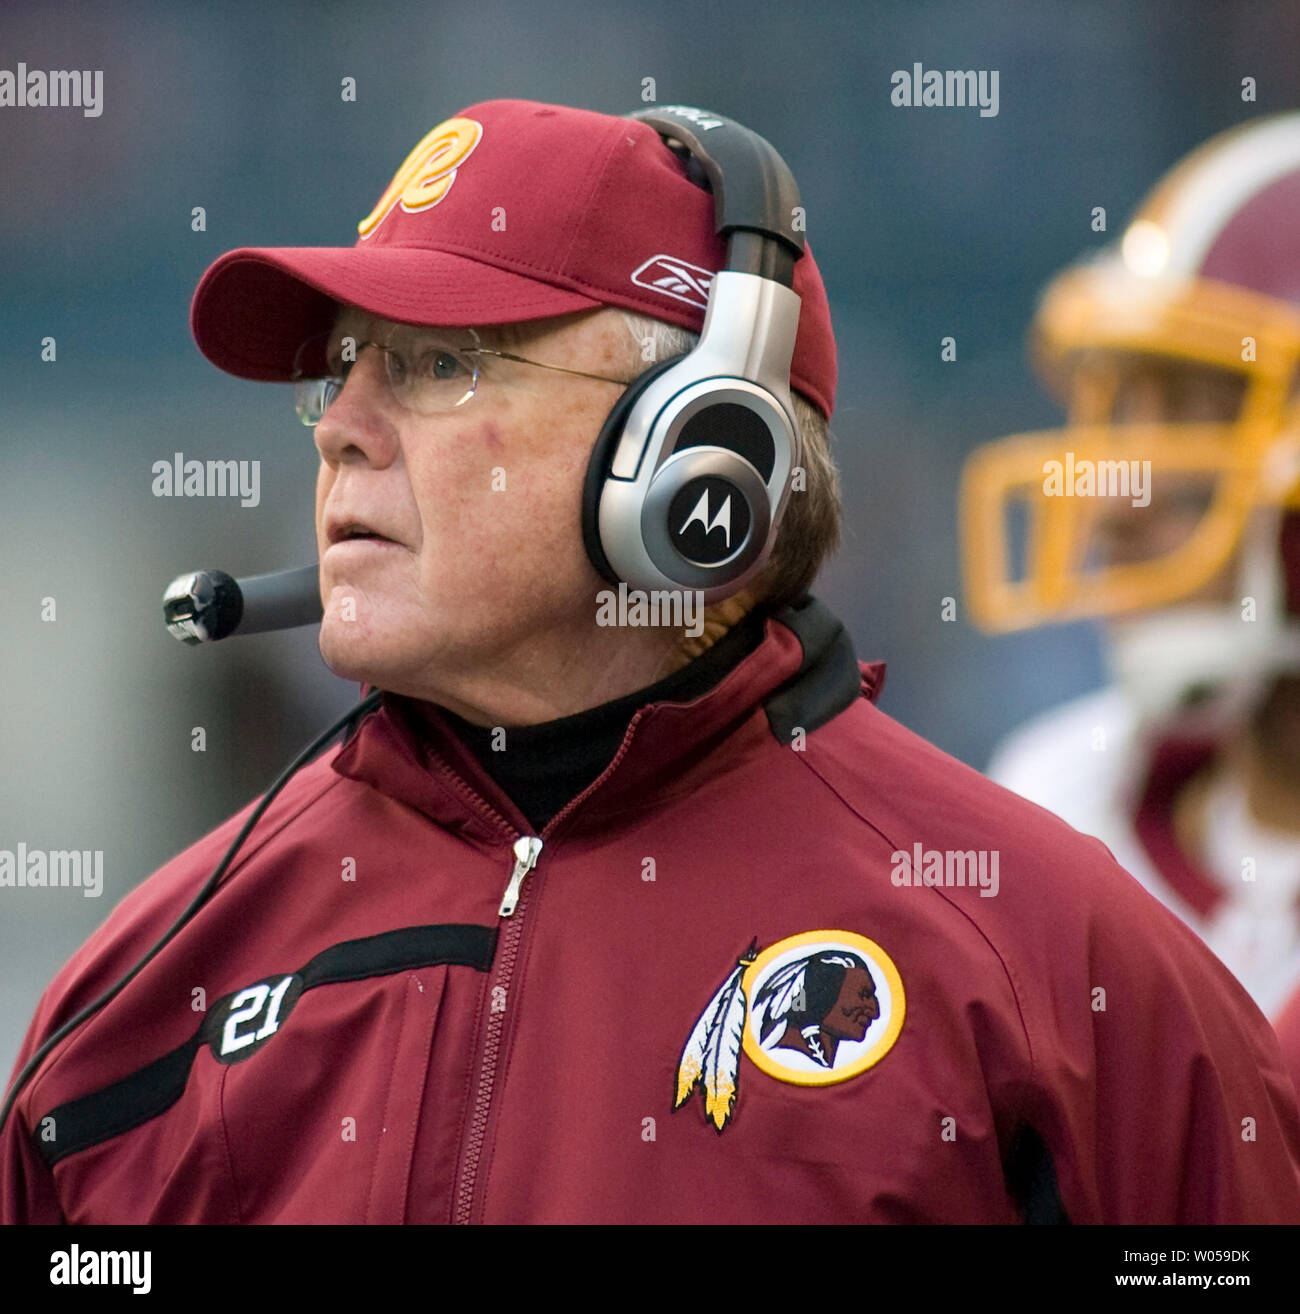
[313,350,401,468]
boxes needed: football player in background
[961,113,1300,1021]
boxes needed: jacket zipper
[450,710,649,1224]
[498,835,542,917]
[452,835,542,1225]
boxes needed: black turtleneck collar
[434,605,772,833]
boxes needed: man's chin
[318,623,403,689]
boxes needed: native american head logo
[674,930,905,1132]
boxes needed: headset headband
[626,106,804,283]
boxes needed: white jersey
[987,686,1300,1020]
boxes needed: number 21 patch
[204,974,304,1064]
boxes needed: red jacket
[1274,987,1300,1107]
[4,596,1299,1223]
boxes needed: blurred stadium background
[3,0,1299,1077]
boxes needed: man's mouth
[326,518,400,547]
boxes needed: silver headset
[581,105,808,604]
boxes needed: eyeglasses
[291,323,635,426]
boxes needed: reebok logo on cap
[630,254,714,309]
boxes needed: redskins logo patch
[674,931,905,1132]
[357,116,483,239]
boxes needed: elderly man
[3,99,1299,1225]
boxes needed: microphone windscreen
[162,569,242,643]
[162,565,321,642]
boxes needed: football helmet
[961,113,1300,717]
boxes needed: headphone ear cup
[581,353,688,585]
[642,441,773,591]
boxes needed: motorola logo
[670,476,750,566]
[682,487,731,546]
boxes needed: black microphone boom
[163,564,322,643]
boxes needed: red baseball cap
[189,98,837,419]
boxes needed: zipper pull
[498,835,543,917]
